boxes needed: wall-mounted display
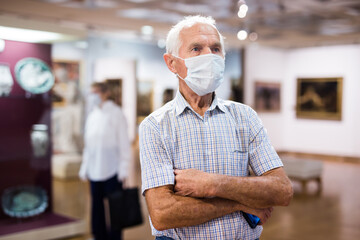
[1,185,48,218]
[0,63,13,96]
[162,88,174,105]
[254,81,281,112]
[296,77,342,120]
[106,78,123,106]
[52,60,80,107]
[137,80,154,124]
[230,77,244,104]
[15,57,54,94]
[52,60,83,154]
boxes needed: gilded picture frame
[296,77,343,121]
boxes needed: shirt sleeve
[79,115,91,180]
[139,117,175,195]
[117,109,132,180]
[246,107,283,176]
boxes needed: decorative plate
[1,185,48,218]
[0,63,13,96]
[15,57,54,94]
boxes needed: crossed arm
[145,167,293,231]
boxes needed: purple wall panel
[0,40,53,220]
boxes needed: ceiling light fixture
[0,39,5,52]
[249,32,258,42]
[237,0,248,18]
[237,30,248,40]
[141,25,154,35]
[0,26,65,43]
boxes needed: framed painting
[254,81,281,112]
[106,78,122,106]
[51,60,81,107]
[51,60,83,153]
[162,88,175,105]
[137,80,154,124]
[296,77,343,120]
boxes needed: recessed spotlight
[238,10,247,18]
[141,25,154,35]
[249,32,258,41]
[239,4,248,13]
[237,30,248,40]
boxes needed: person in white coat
[79,82,131,240]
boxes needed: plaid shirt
[139,91,283,240]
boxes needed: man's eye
[213,48,220,52]
[192,47,199,51]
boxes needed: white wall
[245,44,287,149]
[245,44,360,157]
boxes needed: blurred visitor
[79,82,131,240]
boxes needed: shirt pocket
[213,127,249,176]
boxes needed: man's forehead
[180,23,220,40]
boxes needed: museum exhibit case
[0,39,85,240]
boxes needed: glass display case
[0,39,85,240]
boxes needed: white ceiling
[1,0,360,48]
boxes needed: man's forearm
[145,185,241,231]
[174,167,293,209]
[212,168,293,208]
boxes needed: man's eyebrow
[210,42,222,49]
[187,42,202,50]
[187,42,222,50]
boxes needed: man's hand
[242,207,274,225]
[174,169,215,198]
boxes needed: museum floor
[54,153,360,240]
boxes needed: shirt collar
[174,91,226,116]
[97,100,112,111]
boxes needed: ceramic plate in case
[15,57,54,94]
[1,185,48,218]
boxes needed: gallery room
[0,0,359,240]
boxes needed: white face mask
[176,54,225,96]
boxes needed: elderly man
[139,15,293,240]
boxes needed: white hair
[166,15,226,57]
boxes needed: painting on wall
[254,81,281,112]
[51,60,83,154]
[230,77,244,103]
[106,78,122,106]
[52,60,81,107]
[162,88,175,105]
[296,77,342,121]
[137,80,154,124]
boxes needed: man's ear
[163,53,177,74]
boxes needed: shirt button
[207,150,211,155]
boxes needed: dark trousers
[90,175,123,240]
[155,237,259,240]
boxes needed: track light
[238,0,248,18]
